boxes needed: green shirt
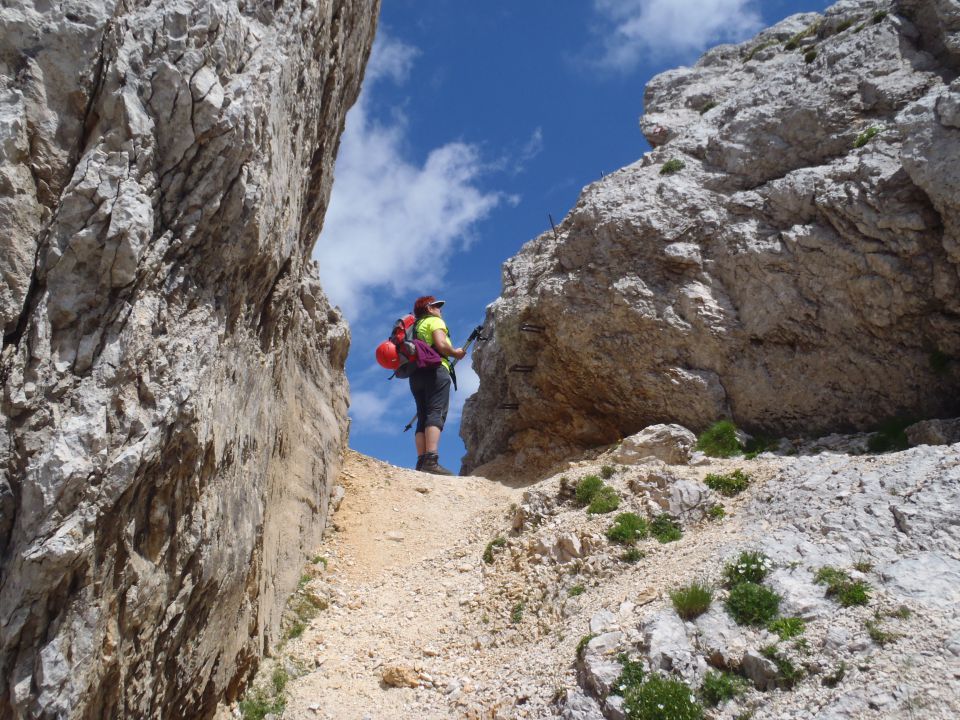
[416,316,452,372]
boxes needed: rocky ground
[224,426,960,719]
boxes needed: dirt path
[279,450,522,719]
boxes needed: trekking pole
[403,324,486,432]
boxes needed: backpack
[386,315,444,379]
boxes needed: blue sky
[313,0,832,471]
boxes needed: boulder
[905,418,960,446]
[613,424,698,465]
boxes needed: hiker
[409,295,466,475]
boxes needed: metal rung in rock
[509,365,535,373]
[520,323,545,333]
[498,403,520,410]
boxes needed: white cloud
[314,32,503,321]
[592,0,764,69]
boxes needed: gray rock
[0,1,378,717]
[642,611,705,682]
[905,418,960,446]
[741,649,779,691]
[461,0,960,475]
[766,567,832,620]
[612,424,697,465]
[590,609,618,635]
[561,689,606,720]
[693,605,749,669]
[604,694,627,720]
[881,552,960,608]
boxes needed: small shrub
[815,566,871,607]
[660,158,685,175]
[804,49,817,63]
[696,420,742,458]
[723,550,772,586]
[865,616,899,646]
[699,100,718,114]
[760,646,804,689]
[822,661,846,688]
[704,469,751,497]
[239,688,286,720]
[286,620,306,640]
[576,475,604,506]
[768,616,806,640]
[621,548,646,563]
[837,18,854,32]
[853,126,880,149]
[297,573,311,588]
[568,584,586,597]
[483,537,507,564]
[744,434,778,459]
[510,602,524,624]
[650,514,682,543]
[606,512,649,544]
[707,504,726,520]
[587,485,620,514]
[613,653,646,695]
[853,559,873,573]
[872,10,887,23]
[744,39,778,62]
[623,675,704,720]
[600,465,616,479]
[670,583,714,620]
[700,670,747,707]
[785,20,821,51]
[271,667,289,695]
[576,633,597,658]
[889,605,912,619]
[725,582,781,626]
[312,555,328,568]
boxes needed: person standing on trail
[410,295,466,475]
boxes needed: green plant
[576,475,604,506]
[704,469,751,497]
[601,465,616,479]
[725,582,781,626]
[700,670,747,707]
[768,616,806,640]
[853,126,880,149]
[670,583,714,620]
[483,537,507,564]
[723,551,772,586]
[804,49,817,63]
[621,548,646,563]
[815,566,872,607]
[696,420,742,458]
[650,514,682,543]
[576,633,597,658]
[271,666,289,695]
[510,602,524,624]
[312,555,328,568]
[606,512,649,544]
[872,10,887,23]
[568,584,586,597]
[660,158,685,175]
[853,559,873,573]
[239,687,286,720]
[623,675,704,719]
[587,485,620,514]
[744,434,778,459]
[707,504,726,520]
[298,573,311,588]
[865,616,899,646]
[286,620,306,639]
[613,653,646,695]
[785,21,821,50]
[744,39,778,62]
[837,18,854,32]
[889,605,912,619]
[822,661,846,688]
[699,100,718,114]
[760,646,804,689]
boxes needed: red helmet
[376,340,400,369]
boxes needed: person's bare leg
[425,426,441,453]
[415,432,426,456]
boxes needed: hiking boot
[420,452,453,476]
[415,454,425,471]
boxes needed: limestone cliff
[0,1,377,717]
[462,0,960,474]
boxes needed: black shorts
[409,366,451,433]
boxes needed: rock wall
[462,0,960,474]
[0,1,377,718]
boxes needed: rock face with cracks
[0,1,377,718]
[462,0,960,474]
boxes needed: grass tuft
[239,688,286,720]
[707,504,726,520]
[760,646,804,689]
[576,633,597,658]
[872,10,887,23]
[822,661,846,688]
[568,584,586,598]
[650,514,682,543]
[804,49,817,63]
[865,615,899,646]
[704,469,751,497]
[815,566,872,607]
[696,420,742,458]
[510,602,524,624]
[606,512,649,544]
[621,548,646,564]
[699,100,718,114]
[768,616,806,640]
[670,583,713,620]
[700,670,747,707]
[575,475,604,506]
[587,485,620,514]
[613,653,646,696]
[482,537,507,564]
[600,465,616,479]
[853,126,880,149]
[725,582,781,626]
